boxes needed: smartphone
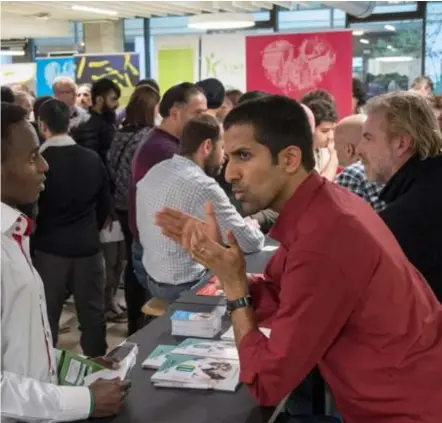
[106,342,137,361]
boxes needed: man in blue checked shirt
[334,115,386,212]
[136,114,264,302]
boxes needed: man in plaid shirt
[334,115,386,212]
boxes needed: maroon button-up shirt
[129,127,180,241]
[239,172,442,423]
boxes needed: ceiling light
[188,13,255,30]
[360,39,370,44]
[0,50,25,56]
[72,5,118,16]
[353,30,364,36]
[385,24,396,31]
[376,56,413,62]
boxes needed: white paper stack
[170,309,222,338]
[221,326,272,341]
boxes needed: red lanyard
[12,222,56,378]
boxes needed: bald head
[334,114,366,167]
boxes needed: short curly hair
[301,89,335,106]
[307,100,338,127]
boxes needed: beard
[203,154,223,178]
[101,105,117,125]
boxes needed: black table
[84,302,281,423]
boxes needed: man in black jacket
[33,99,112,357]
[357,91,442,302]
[70,78,120,163]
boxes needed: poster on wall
[75,53,140,105]
[246,31,353,117]
[0,63,36,92]
[153,36,199,95]
[200,34,246,91]
[35,57,75,96]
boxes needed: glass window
[425,1,442,93]
[350,19,423,97]
[278,8,332,31]
[372,1,418,14]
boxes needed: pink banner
[246,31,353,118]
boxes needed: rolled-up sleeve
[1,371,91,423]
[238,250,360,407]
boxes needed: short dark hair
[307,100,338,127]
[352,77,367,109]
[226,89,243,107]
[38,99,70,135]
[91,78,121,105]
[1,102,27,162]
[180,114,221,156]
[1,86,15,103]
[301,89,335,106]
[238,90,268,104]
[33,96,53,121]
[224,95,315,171]
[159,82,204,119]
[137,78,160,95]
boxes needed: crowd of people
[1,71,442,423]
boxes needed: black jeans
[116,210,150,336]
[34,250,107,357]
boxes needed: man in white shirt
[137,114,264,302]
[1,102,125,422]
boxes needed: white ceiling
[1,1,301,21]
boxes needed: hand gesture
[189,225,248,300]
[156,201,222,249]
[89,378,125,418]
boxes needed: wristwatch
[226,295,252,316]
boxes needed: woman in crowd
[107,84,160,335]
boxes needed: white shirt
[1,202,91,423]
[136,155,264,285]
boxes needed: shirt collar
[172,154,205,175]
[1,202,33,236]
[40,134,76,154]
[270,171,325,246]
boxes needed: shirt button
[15,226,21,232]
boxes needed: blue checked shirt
[335,161,387,212]
[136,155,265,285]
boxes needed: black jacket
[33,138,111,257]
[70,108,116,163]
[380,155,442,301]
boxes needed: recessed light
[385,24,396,31]
[188,13,254,30]
[360,39,370,44]
[353,30,364,36]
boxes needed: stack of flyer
[221,325,271,341]
[150,339,240,392]
[170,308,223,338]
[196,276,224,296]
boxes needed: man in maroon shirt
[156,95,442,423]
[127,82,207,331]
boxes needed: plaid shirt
[335,161,386,212]
[136,155,265,285]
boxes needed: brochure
[142,345,177,370]
[221,326,271,341]
[151,354,240,392]
[57,350,105,386]
[171,338,239,361]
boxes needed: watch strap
[226,295,252,315]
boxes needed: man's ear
[279,145,302,174]
[393,134,413,158]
